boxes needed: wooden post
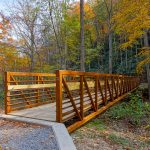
[129,77,131,90]
[125,77,127,93]
[122,76,125,94]
[124,77,127,93]
[80,75,84,119]
[131,78,133,90]
[133,78,134,89]
[5,72,10,114]
[127,77,129,91]
[56,70,63,123]
[116,76,119,98]
[131,78,133,89]
[125,77,126,93]
[36,76,40,103]
[95,76,98,110]
[120,76,123,95]
[132,78,134,89]
[128,77,130,91]
[104,76,107,105]
[119,76,121,96]
[111,76,114,101]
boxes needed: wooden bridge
[5,70,140,132]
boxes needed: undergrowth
[108,134,133,148]
[86,119,106,131]
[105,90,150,126]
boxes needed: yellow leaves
[113,0,150,43]
[137,57,150,73]
[84,3,95,19]
[138,47,150,56]
[0,55,3,62]
[136,47,150,73]
[69,2,95,20]
[0,43,17,72]
[0,13,12,43]
[113,0,150,73]
[65,1,97,47]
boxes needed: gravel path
[0,119,59,150]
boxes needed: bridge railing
[5,72,56,114]
[5,70,140,132]
[56,70,140,131]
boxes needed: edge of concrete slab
[0,114,76,150]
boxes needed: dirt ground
[72,115,150,150]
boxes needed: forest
[0,0,149,73]
[0,0,150,149]
[0,0,149,98]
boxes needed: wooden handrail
[5,71,56,114]
[55,70,140,131]
[5,70,140,132]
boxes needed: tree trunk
[80,0,85,72]
[144,31,150,101]
[135,44,138,63]
[30,49,34,72]
[64,41,67,70]
[125,50,128,72]
[104,0,113,74]
[147,65,150,101]
[120,50,123,68]
[109,31,113,74]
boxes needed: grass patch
[108,133,150,149]
[0,90,4,108]
[146,139,150,145]
[108,134,133,148]
[86,119,107,131]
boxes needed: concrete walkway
[9,103,56,121]
[0,114,76,150]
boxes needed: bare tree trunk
[30,49,34,71]
[147,65,150,101]
[135,44,138,63]
[144,31,150,101]
[80,0,85,72]
[109,31,113,74]
[63,0,68,70]
[30,31,35,71]
[104,0,113,74]
[64,41,67,70]
[114,36,117,68]
[47,50,50,65]
[120,50,123,68]
[48,1,63,69]
[125,50,128,72]
[130,47,133,74]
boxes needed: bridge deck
[8,91,110,122]
[9,103,56,121]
